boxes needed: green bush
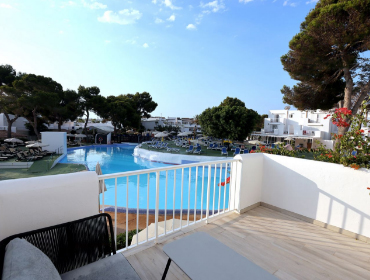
[114,229,142,250]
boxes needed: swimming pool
[61,144,230,210]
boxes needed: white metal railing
[98,158,239,253]
[268,118,282,123]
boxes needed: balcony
[1,154,370,279]
[122,206,370,279]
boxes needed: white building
[48,120,114,132]
[141,117,201,133]
[141,117,166,131]
[0,113,28,134]
[252,109,337,149]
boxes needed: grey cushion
[2,238,61,280]
[60,253,140,280]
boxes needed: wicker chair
[0,213,116,276]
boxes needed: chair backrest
[222,147,227,153]
[196,146,201,151]
[271,144,275,148]
[0,213,115,276]
[235,148,240,154]
[189,145,193,150]
[243,149,249,154]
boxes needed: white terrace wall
[236,153,370,239]
[0,171,99,241]
[41,131,67,154]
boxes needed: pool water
[61,144,230,210]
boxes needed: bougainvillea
[315,99,370,171]
[324,108,352,127]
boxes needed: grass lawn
[140,142,234,157]
[0,153,86,181]
[140,141,317,160]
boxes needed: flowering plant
[324,108,352,127]
[315,98,370,169]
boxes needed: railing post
[206,164,211,224]
[155,171,160,243]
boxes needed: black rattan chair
[0,213,116,277]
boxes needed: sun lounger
[221,147,228,156]
[212,144,219,150]
[193,146,202,154]
[186,145,194,153]
[16,153,34,162]
[167,148,180,153]
[233,147,240,156]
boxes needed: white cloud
[200,0,225,13]
[125,38,137,44]
[59,30,64,34]
[283,0,297,6]
[82,0,107,9]
[152,0,157,3]
[98,9,142,25]
[60,1,77,8]
[163,0,181,10]
[186,24,196,30]
[155,18,164,23]
[167,14,175,21]
[0,3,12,8]
[238,0,253,3]
[104,40,111,43]
[143,43,149,48]
[306,0,318,4]
[195,13,204,24]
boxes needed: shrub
[115,229,142,250]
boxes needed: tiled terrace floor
[122,206,370,280]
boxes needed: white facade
[0,171,99,240]
[41,131,67,154]
[48,120,114,132]
[141,117,166,131]
[252,109,337,145]
[0,113,28,133]
[141,117,201,133]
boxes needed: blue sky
[0,0,318,118]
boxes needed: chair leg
[161,258,172,280]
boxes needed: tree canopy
[281,0,370,134]
[127,92,158,118]
[102,95,141,133]
[0,65,16,86]
[198,97,259,141]
[78,85,105,132]
[14,74,62,138]
[49,89,83,131]
[0,64,159,138]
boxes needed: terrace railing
[98,158,240,253]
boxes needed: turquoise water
[61,144,230,210]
